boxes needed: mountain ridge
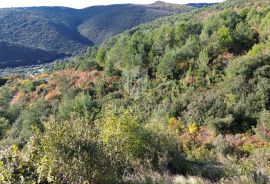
[0,2,215,68]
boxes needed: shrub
[98,107,183,173]
[0,145,38,183]
[58,92,97,120]
[0,117,10,139]
[221,174,270,184]
[256,110,270,142]
[222,148,270,180]
[247,44,265,57]
[28,114,120,183]
[125,172,209,184]
[207,115,234,134]
[213,134,230,155]
[168,117,184,133]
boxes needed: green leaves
[217,26,233,48]
[58,92,97,121]
[98,107,182,172]
[0,117,9,139]
[256,110,270,142]
[259,12,270,41]
[157,49,178,79]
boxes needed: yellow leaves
[99,109,142,148]
[18,79,31,86]
[168,117,184,132]
[241,143,256,154]
[188,122,199,134]
[167,117,200,135]
[11,145,18,154]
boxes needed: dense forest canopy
[0,0,270,183]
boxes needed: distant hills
[0,41,67,68]
[0,2,213,68]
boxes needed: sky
[0,0,225,9]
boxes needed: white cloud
[0,0,225,9]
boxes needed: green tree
[58,93,97,121]
[259,12,270,41]
[180,35,201,59]
[234,21,257,51]
[217,26,233,49]
[157,49,178,79]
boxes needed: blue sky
[0,0,225,9]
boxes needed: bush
[28,114,120,183]
[247,44,265,57]
[98,107,183,173]
[221,174,270,184]
[213,134,230,155]
[0,117,10,139]
[256,110,270,142]
[125,172,209,184]
[207,115,234,134]
[9,99,50,144]
[0,145,38,183]
[58,92,97,121]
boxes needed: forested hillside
[0,2,204,68]
[0,41,68,68]
[0,0,270,183]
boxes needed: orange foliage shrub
[53,69,103,90]
[180,127,215,145]
[45,90,60,101]
[36,83,48,92]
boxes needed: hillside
[0,41,68,68]
[0,9,92,53]
[77,2,194,44]
[0,0,269,183]
[19,2,211,45]
[0,2,206,68]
